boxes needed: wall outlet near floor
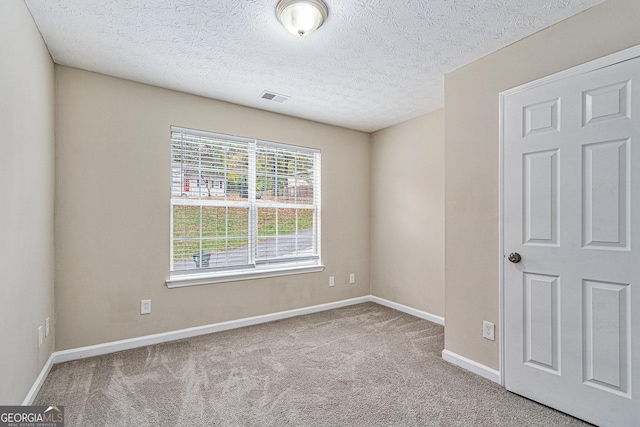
[45,317,50,337]
[329,276,335,287]
[38,326,43,347]
[483,321,495,341]
[141,299,152,315]
[349,273,355,284]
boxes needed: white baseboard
[26,294,449,403]
[442,349,501,384]
[370,296,445,325]
[53,296,371,364]
[22,353,55,405]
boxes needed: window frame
[166,126,323,288]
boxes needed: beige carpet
[35,303,590,426]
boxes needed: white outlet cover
[349,274,355,284]
[141,299,152,315]
[329,276,335,287]
[483,321,495,341]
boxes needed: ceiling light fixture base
[276,0,328,37]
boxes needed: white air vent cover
[260,91,290,103]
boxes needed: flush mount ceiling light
[276,0,328,37]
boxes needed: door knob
[508,252,522,263]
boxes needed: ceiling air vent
[260,91,290,103]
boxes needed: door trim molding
[498,43,640,387]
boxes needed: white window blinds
[170,127,321,275]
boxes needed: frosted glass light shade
[276,0,328,37]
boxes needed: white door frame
[498,43,640,387]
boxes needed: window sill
[166,263,325,288]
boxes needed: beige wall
[0,0,55,404]
[9,0,631,396]
[54,66,370,350]
[370,111,445,317]
[444,0,640,369]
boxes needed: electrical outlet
[45,317,50,337]
[38,326,43,347]
[329,276,335,287]
[349,273,355,284]
[483,321,495,341]
[141,299,151,315]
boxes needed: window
[168,126,322,287]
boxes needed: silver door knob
[508,252,522,263]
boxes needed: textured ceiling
[25,0,604,132]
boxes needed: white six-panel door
[503,55,640,426]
